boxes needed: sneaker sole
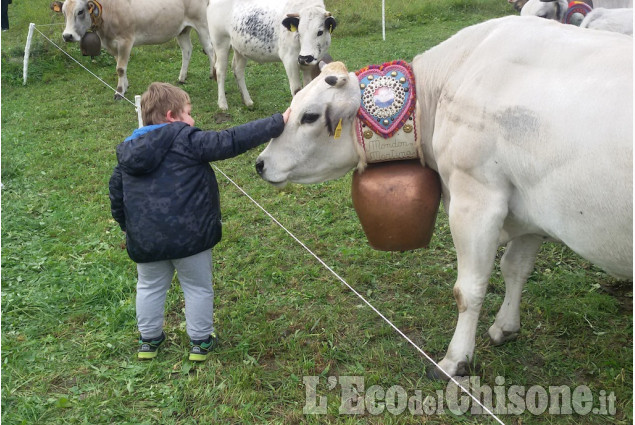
[138,351,158,360]
[189,353,209,362]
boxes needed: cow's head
[256,62,362,187]
[282,7,337,66]
[51,0,102,42]
[520,0,568,20]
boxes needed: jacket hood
[117,122,187,176]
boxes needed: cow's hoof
[488,326,519,346]
[114,92,124,101]
[426,361,469,381]
[178,79,186,85]
[426,366,449,381]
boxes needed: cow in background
[207,0,336,110]
[51,0,215,99]
[520,0,633,21]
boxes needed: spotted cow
[207,0,336,110]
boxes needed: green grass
[2,0,632,424]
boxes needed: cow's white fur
[256,16,633,378]
[54,0,214,98]
[207,0,335,110]
[521,0,633,22]
[581,7,633,34]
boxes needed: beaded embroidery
[355,61,420,163]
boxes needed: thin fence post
[23,23,36,85]
[382,0,385,41]
[135,95,143,128]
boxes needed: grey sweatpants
[136,249,214,341]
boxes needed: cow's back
[414,16,633,278]
[209,0,286,62]
[101,0,199,45]
[595,0,633,7]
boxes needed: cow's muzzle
[298,55,316,66]
[255,159,265,176]
[63,33,76,42]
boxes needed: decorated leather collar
[354,60,420,164]
[88,0,103,30]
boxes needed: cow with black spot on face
[207,0,336,110]
[256,17,633,379]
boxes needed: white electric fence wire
[212,165,505,425]
[28,24,137,108]
[28,20,503,421]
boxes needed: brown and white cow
[51,0,215,99]
[256,16,633,379]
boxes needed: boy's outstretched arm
[192,111,290,162]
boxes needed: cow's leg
[301,66,313,87]
[194,24,216,80]
[213,39,231,110]
[114,41,133,100]
[231,51,253,108]
[488,235,542,345]
[428,181,508,379]
[176,27,193,83]
[282,58,303,96]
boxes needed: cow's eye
[317,30,324,36]
[301,113,320,124]
[78,9,84,16]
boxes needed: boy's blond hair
[141,82,191,125]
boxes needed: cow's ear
[51,1,64,13]
[324,75,348,88]
[325,16,337,34]
[325,101,356,137]
[282,15,300,32]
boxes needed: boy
[109,82,290,361]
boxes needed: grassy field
[1,0,632,424]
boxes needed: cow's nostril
[63,33,74,42]
[255,159,265,175]
[298,55,315,65]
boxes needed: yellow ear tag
[334,118,343,139]
[290,24,297,32]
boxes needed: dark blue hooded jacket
[109,115,285,263]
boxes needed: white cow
[207,0,336,110]
[52,0,215,99]
[521,0,633,23]
[581,7,633,34]
[256,16,633,378]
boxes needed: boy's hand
[282,108,292,124]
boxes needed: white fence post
[135,95,143,128]
[23,23,36,85]
[382,0,386,41]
